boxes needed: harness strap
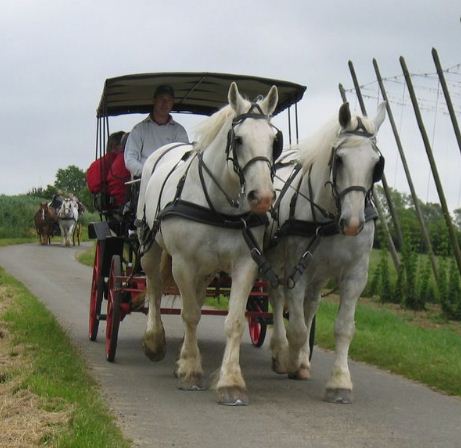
[275,203,378,288]
[157,200,268,229]
[197,152,240,210]
[271,162,302,215]
[241,223,279,288]
[286,235,322,289]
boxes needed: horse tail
[160,251,177,290]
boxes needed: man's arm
[124,127,143,177]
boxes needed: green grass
[316,299,461,396]
[77,242,95,266]
[0,267,131,447]
[0,237,37,247]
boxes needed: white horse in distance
[58,197,79,247]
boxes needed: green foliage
[0,194,99,240]
[418,257,433,303]
[378,246,393,303]
[374,186,461,256]
[0,194,47,238]
[439,258,461,320]
[55,165,86,196]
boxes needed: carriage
[87,72,307,363]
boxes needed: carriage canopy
[96,72,306,118]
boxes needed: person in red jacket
[106,133,131,206]
[86,131,130,207]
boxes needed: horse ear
[228,82,243,113]
[339,102,351,128]
[259,85,278,116]
[373,101,387,132]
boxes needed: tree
[54,165,86,196]
[453,208,461,229]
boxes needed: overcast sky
[1,0,460,210]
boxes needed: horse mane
[298,112,376,173]
[193,101,248,152]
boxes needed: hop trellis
[344,63,461,116]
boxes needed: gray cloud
[1,0,460,209]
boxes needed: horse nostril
[247,190,257,202]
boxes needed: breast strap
[157,199,268,229]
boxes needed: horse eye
[234,136,243,146]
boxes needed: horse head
[226,82,279,214]
[329,102,386,236]
[58,198,78,221]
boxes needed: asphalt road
[0,243,460,448]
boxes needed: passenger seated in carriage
[86,131,131,208]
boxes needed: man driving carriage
[124,84,189,178]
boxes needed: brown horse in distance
[34,202,58,245]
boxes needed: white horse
[136,82,280,405]
[58,197,79,247]
[266,102,386,404]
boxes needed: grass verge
[316,297,461,396]
[0,267,131,447]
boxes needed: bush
[439,257,461,320]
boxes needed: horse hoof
[142,333,166,361]
[324,388,353,404]
[143,346,166,361]
[288,366,310,380]
[271,357,288,374]
[178,373,206,391]
[217,387,249,406]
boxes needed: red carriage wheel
[89,241,104,341]
[248,316,267,348]
[106,255,122,362]
[247,295,268,347]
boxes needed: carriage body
[87,72,306,361]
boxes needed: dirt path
[1,243,461,448]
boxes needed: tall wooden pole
[400,56,461,275]
[338,82,400,270]
[348,60,404,249]
[373,58,439,282]
[432,48,461,156]
[338,83,347,103]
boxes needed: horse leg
[290,286,322,380]
[174,264,206,391]
[269,284,289,374]
[324,269,367,404]
[59,224,65,246]
[216,261,256,405]
[68,223,75,247]
[142,243,166,361]
[285,278,311,380]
